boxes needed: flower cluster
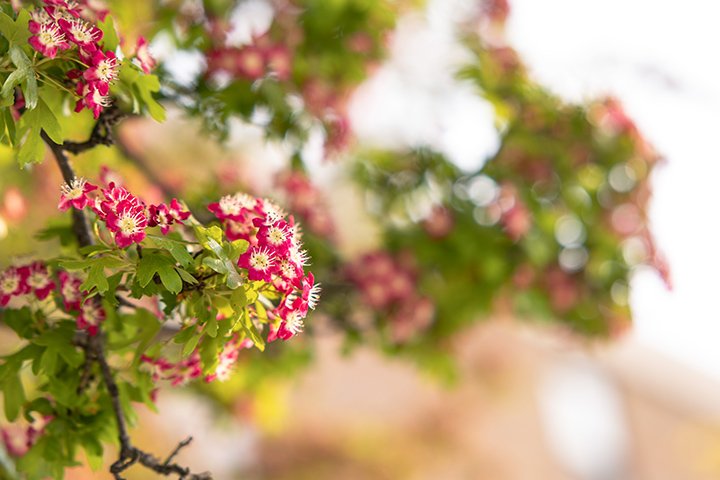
[58,176,190,248]
[208,193,320,341]
[28,1,155,118]
[28,0,117,118]
[276,170,336,240]
[346,251,434,343]
[206,36,292,81]
[141,335,252,386]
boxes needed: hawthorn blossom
[238,246,275,282]
[57,17,102,49]
[28,21,70,58]
[77,299,105,336]
[0,266,29,306]
[58,177,97,211]
[59,270,83,311]
[208,193,257,221]
[74,80,111,119]
[83,50,119,84]
[105,200,148,248]
[134,36,156,74]
[26,262,56,300]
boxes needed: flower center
[267,227,286,245]
[39,25,63,47]
[61,178,87,199]
[249,250,272,270]
[28,272,47,289]
[119,216,138,235]
[71,22,93,43]
[96,60,117,83]
[284,311,304,334]
[1,275,19,294]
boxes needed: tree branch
[44,124,213,480]
[61,107,126,155]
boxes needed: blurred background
[2,0,720,478]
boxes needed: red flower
[58,177,97,211]
[28,21,70,59]
[148,203,172,234]
[105,200,148,248]
[77,299,105,336]
[59,270,83,311]
[26,262,56,300]
[57,17,102,50]
[134,36,156,74]
[238,246,275,282]
[0,266,29,306]
[167,199,191,222]
[83,50,119,85]
[208,193,257,222]
[74,80,111,119]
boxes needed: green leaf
[81,435,104,471]
[204,316,218,337]
[1,307,33,338]
[199,335,220,374]
[240,309,264,351]
[98,16,119,52]
[3,372,25,421]
[135,73,165,122]
[150,236,194,267]
[175,267,198,285]
[136,252,182,294]
[16,96,64,166]
[2,46,37,110]
[0,10,30,46]
[182,333,201,357]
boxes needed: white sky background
[351,0,720,380]
[506,0,720,380]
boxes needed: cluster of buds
[276,170,335,240]
[28,0,154,118]
[346,251,434,343]
[58,177,190,248]
[206,36,292,81]
[208,193,320,341]
[141,335,251,386]
[1,416,52,458]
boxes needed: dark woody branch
[42,116,213,480]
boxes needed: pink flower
[208,193,257,221]
[235,46,265,79]
[148,203,172,234]
[265,46,292,81]
[59,270,83,311]
[58,177,97,211]
[74,80,111,119]
[77,299,105,336]
[83,50,119,85]
[134,36,156,74]
[57,17,102,49]
[0,266,29,306]
[28,21,70,58]
[167,199,191,222]
[1,425,31,457]
[105,200,148,248]
[238,246,275,282]
[26,262,56,300]
[276,309,305,341]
